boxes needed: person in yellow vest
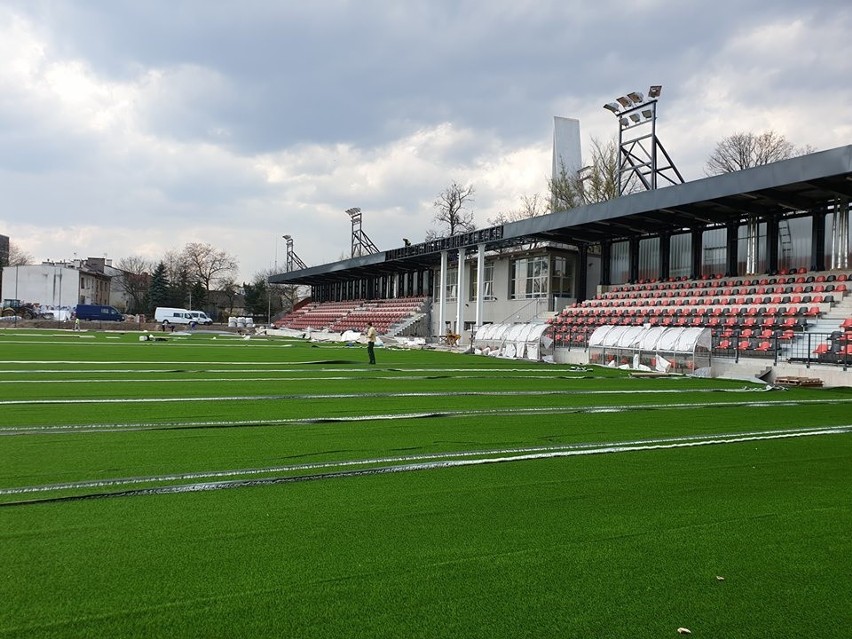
[366,321,377,364]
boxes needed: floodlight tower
[603,85,684,195]
[346,207,380,258]
[283,234,307,272]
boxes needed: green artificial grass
[0,329,849,638]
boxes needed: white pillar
[475,243,485,329]
[746,217,759,275]
[456,247,466,338]
[833,200,849,270]
[438,251,448,336]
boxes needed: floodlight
[629,113,640,123]
[627,91,644,104]
[283,234,291,240]
[616,96,632,108]
[603,102,621,114]
[620,117,630,127]
[648,85,662,98]
[642,109,653,119]
[345,207,361,217]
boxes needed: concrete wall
[1,264,80,307]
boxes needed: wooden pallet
[774,376,824,387]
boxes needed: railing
[500,297,550,324]
[712,331,851,370]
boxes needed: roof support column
[456,247,467,339]
[576,244,588,302]
[725,220,739,278]
[766,216,779,275]
[628,236,640,283]
[475,243,486,329]
[690,228,703,279]
[600,240,611,286]
[811,209,826,272]
[659,231,671,281]
[831,199,849,270]
[438,251,448,337]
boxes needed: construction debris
[774,376,824,387]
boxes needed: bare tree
[581,138,622,203]
[549,137,622,212]
[216,277,240,319]
[5,242,34,267]
[181,242,238,298]
[115,256,154,314]
[705,131,813,175]
[161,248,186,284]
[255,267,303,319]
[488,193,549,225]
[430,181,476,238]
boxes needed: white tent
[473,323,552,361]
[588,325,712,374]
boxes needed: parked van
[188,310,213,325]
[154,307,193,325]
[75,304,124,322]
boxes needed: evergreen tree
[243,279,268,318]
[147,262,170,315]
[190,281,206,311]
[168,268,192,307]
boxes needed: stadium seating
[550,270,852,361]
[275,296,428,334]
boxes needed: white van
[154,307,193,325]
[188,310,213,325]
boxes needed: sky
[1,0,851,284]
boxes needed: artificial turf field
[0,329,850,638]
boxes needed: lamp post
[602,84,683,195]
[267,235,285,326]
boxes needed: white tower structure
[552,117,582,183]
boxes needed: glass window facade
[638,237,659,281]
[510,256,549,299]
[670,232,692,279]
[610,241,630,284]
[550,256,574,297]
[433,267,457,300]
[468,262,495,301]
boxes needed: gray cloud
[1,0,850,280]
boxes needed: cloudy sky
[1,0,850,283]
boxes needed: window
[434,268,458,300]
[510,256,548,299]
[550,256,574,298]
[468,262,495,301]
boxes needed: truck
[75,304,125,322]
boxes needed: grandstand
[549,270,852,367]
[275,296,429,336]
[270,143,852,382]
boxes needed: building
[1,261,112,310]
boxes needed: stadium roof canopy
[270,143,852,287]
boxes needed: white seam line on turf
[2,399,851,435]
[0,386,788,406]
[0,375,594,384]
[2,425,848,501]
